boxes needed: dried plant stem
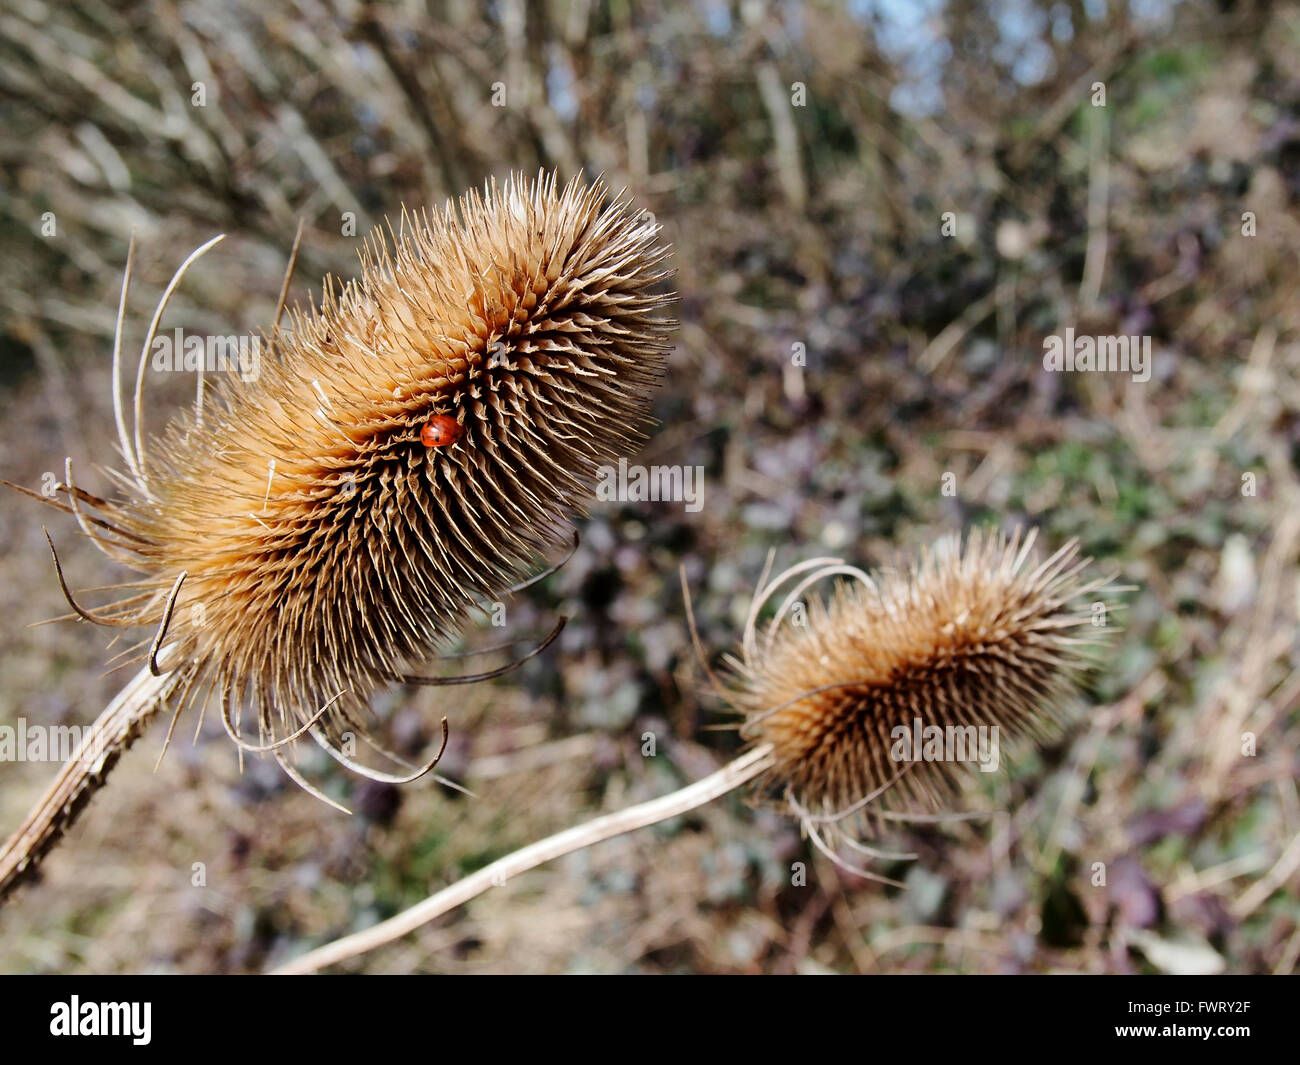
[272,744,778,974]
[0,663,184,901]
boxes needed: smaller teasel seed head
[729,527,1117,833]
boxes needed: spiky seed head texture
[93,171,674,754]
[731,528,1113,823]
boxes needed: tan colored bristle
[730,528,1114,827]
[61,171,674,782]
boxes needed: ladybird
[421,413,463,448]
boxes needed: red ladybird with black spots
[421,413,463,448]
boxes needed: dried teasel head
[709,528,1116,877]
[21,171,675,804]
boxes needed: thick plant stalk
[0,663,185,901]
[271,744,778,974]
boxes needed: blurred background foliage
[0,0,1298,973]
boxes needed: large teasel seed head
[67,171,675,769]
[730,528,1116,828]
